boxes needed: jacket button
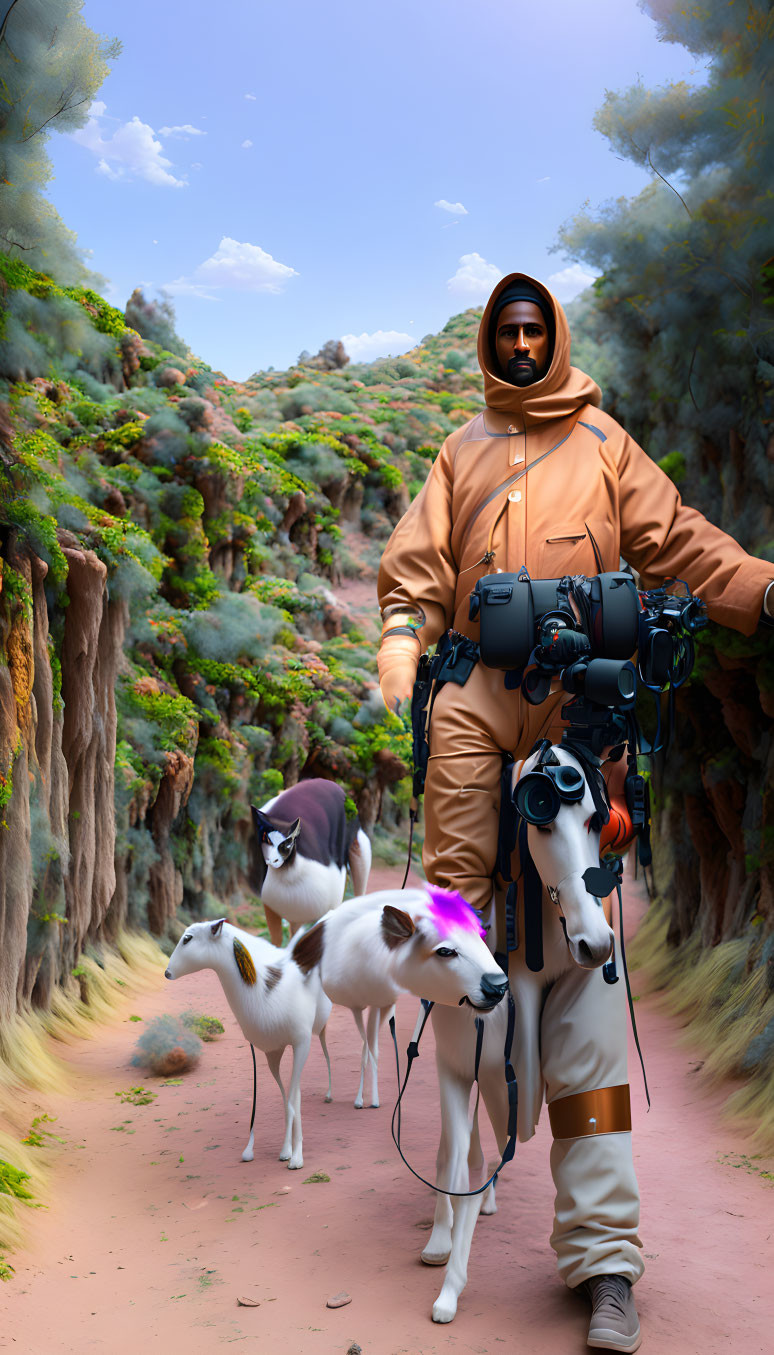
[508,490,522,503]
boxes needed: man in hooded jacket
[376,273,774,1352]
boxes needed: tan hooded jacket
[378,272,772,646]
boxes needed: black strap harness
[388,991,519,1197]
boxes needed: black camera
[469,570,706,717]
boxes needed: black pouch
[471,574,561,670]
[409,632,479,799]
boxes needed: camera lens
[584,659,637,706]
[552,766,585,800]
[562,658,636,706]
[514,773,560,825]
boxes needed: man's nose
[514,328,530,351]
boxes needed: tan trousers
[422,661,644,1288]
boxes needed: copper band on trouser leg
[548,1084,632,1139]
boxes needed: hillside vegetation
[0,253,487,1024]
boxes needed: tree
[558,0,774,553]
[125,288,189,360]
[0,0,120,281]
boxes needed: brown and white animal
[426,743,620,1325]
[165,918,332,1170]
[291,885,509,1109]
[252,779,371,946]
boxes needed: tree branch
[0,0,22,47]
[20,94,90,142]
[645,146,693,219]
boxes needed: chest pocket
[537,523,599,577]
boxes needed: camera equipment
[512,761,585,826]
[469,569,706,732]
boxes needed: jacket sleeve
[615,429,773,636]
[377,435,458,650]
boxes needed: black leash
[401,805,417,889]
[249,1041,257,1132]
[389,992,518,1197]
[615,876,651,1109]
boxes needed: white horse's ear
[286,818,301,843]
[210,918,226,937]
[381,905,416,947]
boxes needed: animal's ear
[381,905,416,947]
[286,817,301,843]
[251,805,271,836]
[210,918,226,937]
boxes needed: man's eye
[435,947,458,959]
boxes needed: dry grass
[0,930,166,1259]
[630,901,774,1151]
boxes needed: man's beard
[506,355,540,386]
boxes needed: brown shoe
[585,1273,642,1352]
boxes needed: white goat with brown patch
[291,886,509,1109]
[165,918,332,1170]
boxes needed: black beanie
[489,281,555,361]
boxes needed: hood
[477,272,601,425]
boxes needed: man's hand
[377,633,420,715]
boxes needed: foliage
[558,0,774,560]
[181,1011,225,1041]
[115,1086,157,1105]
[131,1015,203,1076]
[0,1161,33,1201]
[0,0,120,282]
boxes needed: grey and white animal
[165,918,332,1170]
[252,778,371,946]
[426,743,618,1325]
[290,886,509,1110]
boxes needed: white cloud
[447,252,502,301]
[158,123,206,138]
[245,93,257,100]
[165,237,298,299]
[241,139,253,149]
[536,175,550,183]
[435,199,468,216]
[72,107,185,188]
[164,277,220,301]
[340,329,415,362]
[546,263,599,303]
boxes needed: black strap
[249,1041,257,1131]
[389,992,518,1197]
[401,804,418,889]
[615,877,650,1109]
[519,819,544,972]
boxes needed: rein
[248,1041,257,1141]
[388,994,519,1197]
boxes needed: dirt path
[2,870,772,1355]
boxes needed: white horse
[424,741,617,1323]
[291,885,509,1108]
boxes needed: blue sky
[47,0,706,378]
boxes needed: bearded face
[495,300,551,386]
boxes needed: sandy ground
[2,868,773,1355]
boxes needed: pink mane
[425,885,486,940]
